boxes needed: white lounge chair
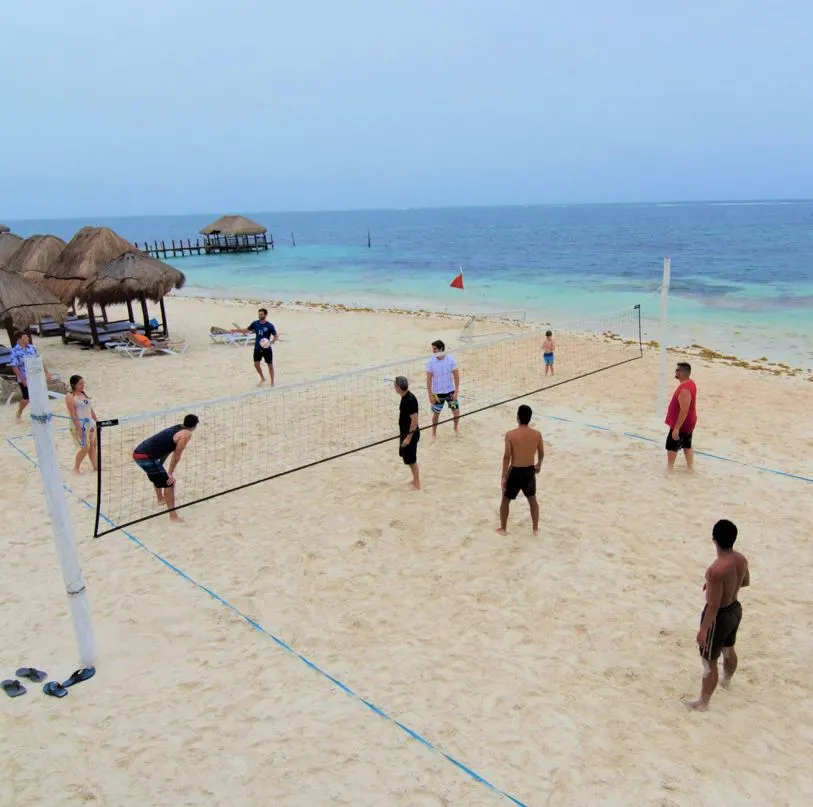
[209,326,251,347]
[112,332,188,358]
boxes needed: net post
[94,422,104,538]
[24,354,97,667]
[635,304,643,356]
[656,258,671,422]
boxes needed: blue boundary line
[3,435,531,807]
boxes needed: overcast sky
[3,0,811,218]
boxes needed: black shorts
[19,382,29,401]
[504,466,537,500]
[398,431,420,465]
[699,601,742,661]
[665,430,693,451]
[133,455,173,489]
[253,346,273,364]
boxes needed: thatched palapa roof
[0,232,23,264]
[43,226,133,303]
[78,251,186,306]
[0,264,68,334]
[7,234,67,285]
[0,225,9,233]
[200,215,266,236]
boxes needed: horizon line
[3,196,812,224]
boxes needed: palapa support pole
[87,303,100,349]
[126,300,135,325]
[139,294,151,338]
[25,353,97,668]
[159,297,168,337]
[101,305,109,325]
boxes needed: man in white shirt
[425,339,460,438]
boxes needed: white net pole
[656,257,672,422]
[25,354,97,667]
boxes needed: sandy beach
[2,295,812,807]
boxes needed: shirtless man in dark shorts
[683,519,750,711]
[497,404,544,536]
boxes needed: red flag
[450,271,464,290]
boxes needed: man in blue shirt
[9,332,53,421]
[232,307,278,385]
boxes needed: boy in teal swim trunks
[542,330,555,376]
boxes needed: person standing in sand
[665,361,698,472]
[683,519,750,711]
[65,375,98,475]
[9,332,53,421]
[497,404,544,536]
[541,329,555,376]
[425,340,460,439]
[232,308,278,386]
[394,375,420,490]
[132,414,199,522]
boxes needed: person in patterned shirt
[9,332,52,421]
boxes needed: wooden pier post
[291,231,296,246]
[161,240,167,259]
[367,227,371,248]
[171,239,177,257]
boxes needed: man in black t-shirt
[394,375,421,490]
[232,307,278,386]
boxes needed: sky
[2,0,812,219]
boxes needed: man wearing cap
[393,376,420,490]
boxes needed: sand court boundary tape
[3,434,531,807]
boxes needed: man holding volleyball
[233,308,278,385]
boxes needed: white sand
[2,296,812,807]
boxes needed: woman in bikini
[65,374,98,475]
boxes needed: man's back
[507,425,542,466]
[707,550,749,607]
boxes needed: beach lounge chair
[112,331,188,358]
[209,326,251,347]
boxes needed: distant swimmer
[665,361,698,472]
[682,519,750,712]
[497,404,544,536]
[541,329,555,376]
[425,340,460,439]
[232,307,278,386]
[132,414,199,522]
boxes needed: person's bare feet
[532,527,539,536]
[169,513,185,524]
[496,527,508,536]
[681,696,708,711]
[410,482,420,491]
[720,674,732,690]
[72,468,83,476]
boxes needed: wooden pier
[134,233,274,260]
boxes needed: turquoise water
[7,201,813,365]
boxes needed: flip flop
[15,667,48,683]
[61,667,96,688]
[43,682,68,698]
[2,679,26,698]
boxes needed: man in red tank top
[665,361,698,471]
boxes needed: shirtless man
[132,414,199,522]
[541,329,555,376]
[683,519,750,711]
[497,404,544,536]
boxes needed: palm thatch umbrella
[0,263,68,344]
[7,234,67,285]
[200,215,266,236]
[78,250,186,338]
[42,226,134,346]
[0,232,24,264]
[42,226,133,305]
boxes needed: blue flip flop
[61,667,96,688]
[43,681,68,698]
[16,667,48,683]
[2,679,27,698]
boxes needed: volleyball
[259,338,271,348]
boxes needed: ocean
[6,201,813,368]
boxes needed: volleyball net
[93,305,642,536]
